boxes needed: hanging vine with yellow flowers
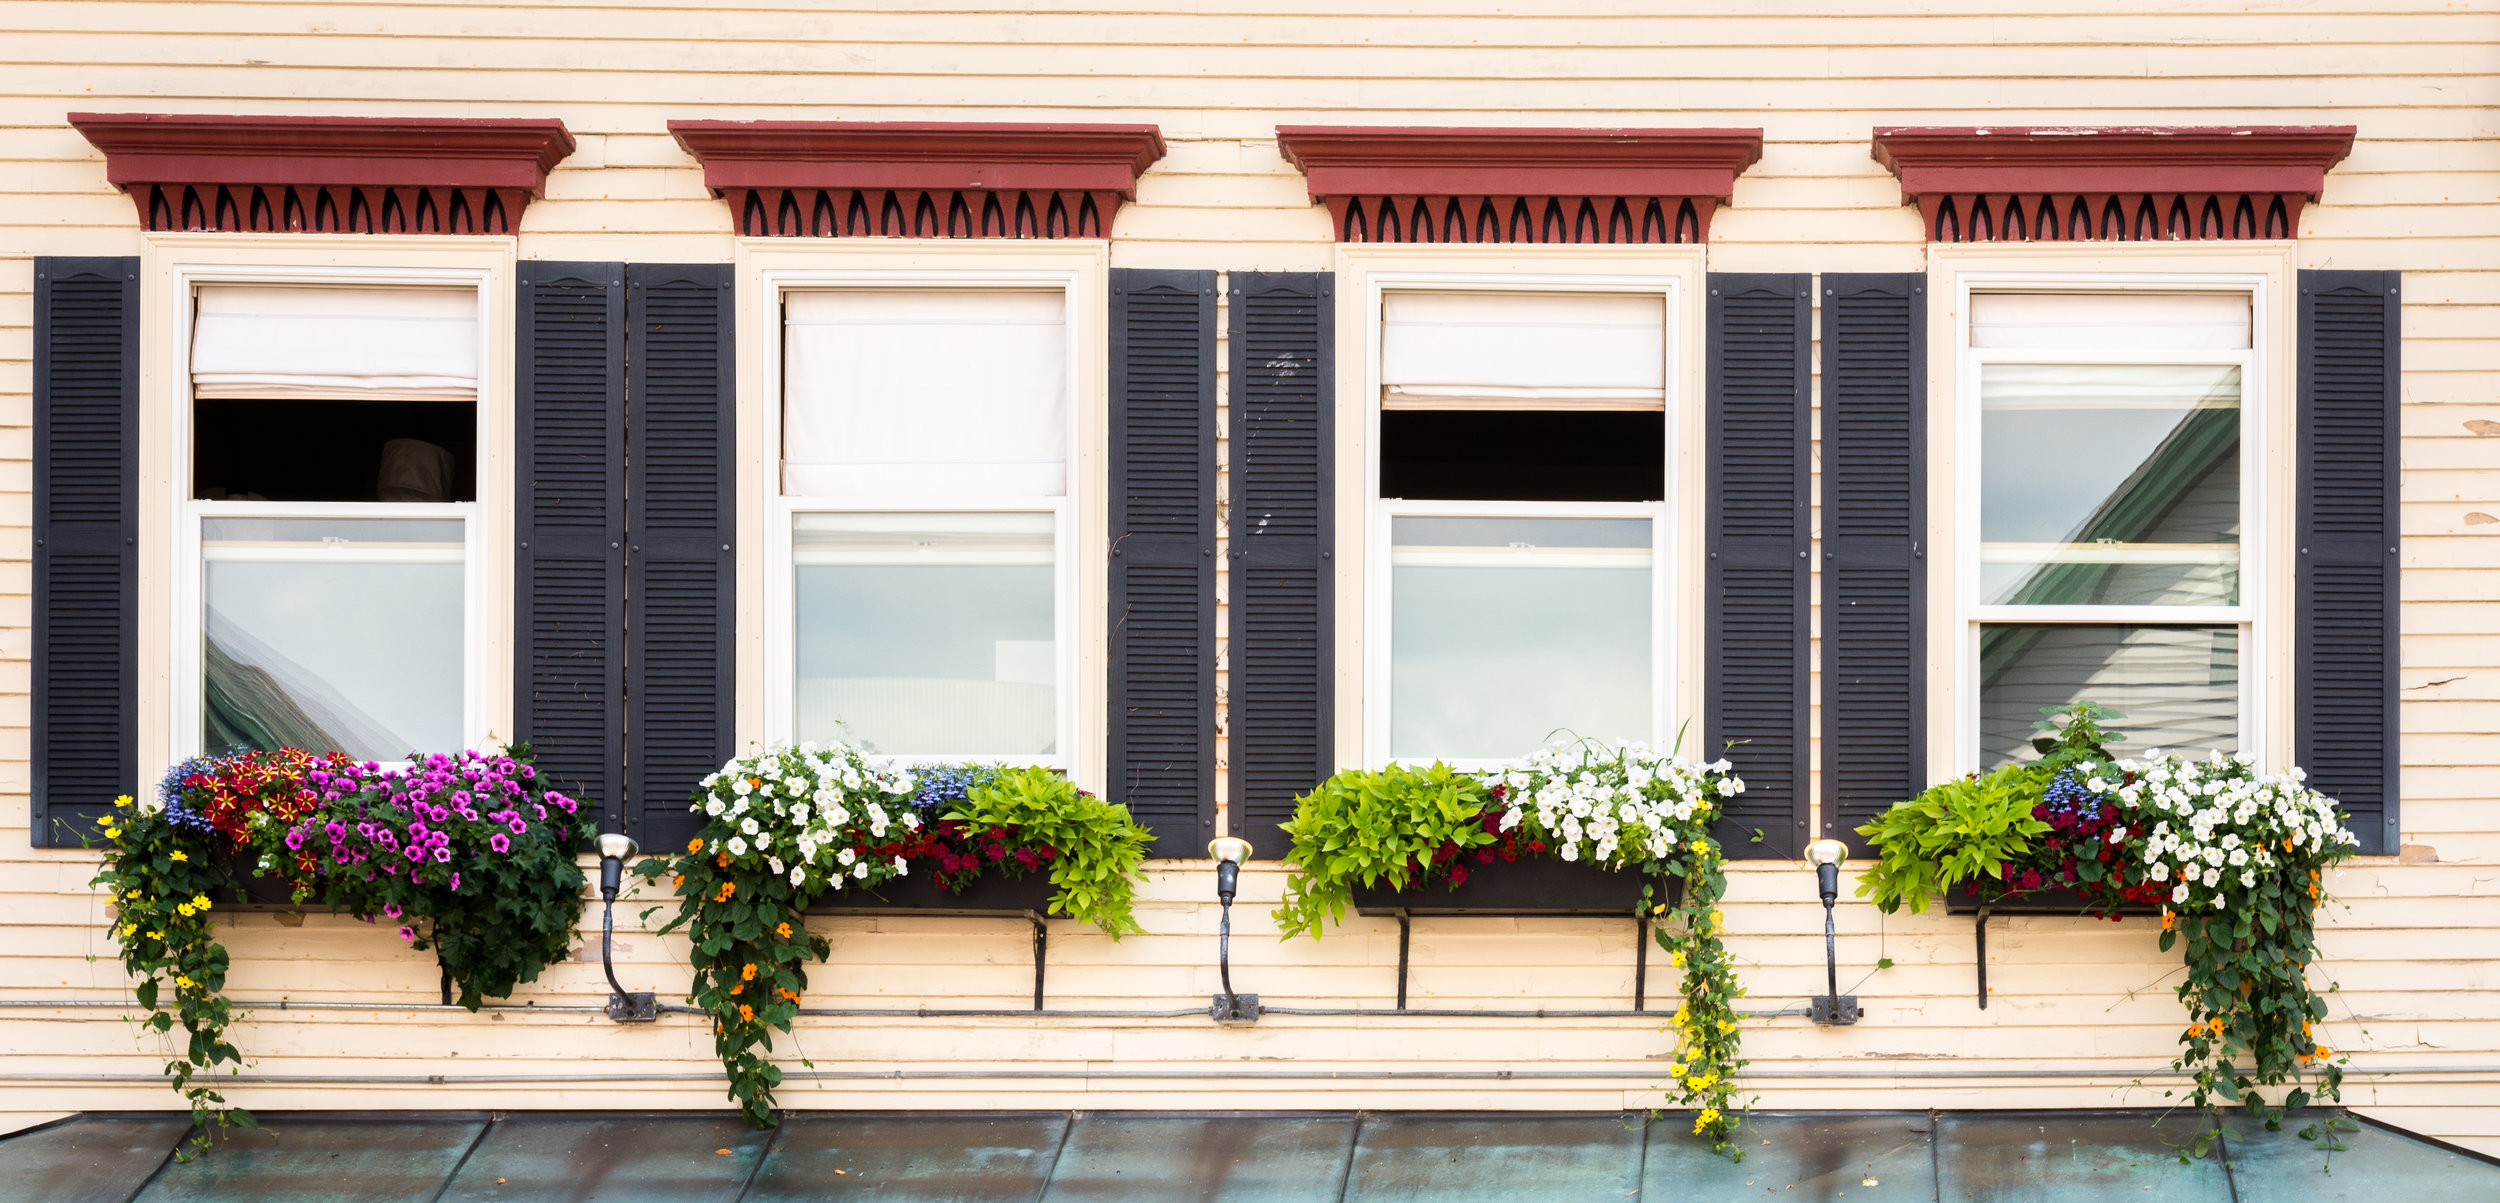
[1272,742,1753,1158]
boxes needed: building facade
[3,0,2495,1160]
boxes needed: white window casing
[191,284,480,402]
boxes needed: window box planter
[809,870,1055,918]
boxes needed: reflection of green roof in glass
[9,1108,2493,1199]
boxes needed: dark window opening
[1380,409,1664,503]
[192,399,476,503]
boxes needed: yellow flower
[1691,1074,1717,1090]
[190,894,212,911]
[146,931,163,940]
[119,923,137,937]
[1668,1063,1687,1077]
[169,851,188,862]
[1717,1020,1735,1033]
[1693,1107,1721,1133]
[174,976,194,990]
[174,903,195,918]
[102,826,121,840]
[113,795,133,809]
[1669,951,1687,968]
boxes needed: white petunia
[727,836,749,856]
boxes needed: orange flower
[717,851,731,869]
[688,838,704,853]
[2315,1044,2333,1060]
[2160,911,2175,931]
[673,875,685,889]
[775,921,793,939]
[715,881,736,902]
[729,982,743,995]
[741,963,758,981]
[777,987,800,1003]
[738,1004,754,1022]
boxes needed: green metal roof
[3,1108,2494,1201]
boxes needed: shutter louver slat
[33,258,139,847]
[1109,269,1218,855]
[1706,273,1811,859]
[2297,270,2401,855]
[1228,273,1335,859]
[627,264,736,849]
[1820,274,1927,853]
[516,262,627,830]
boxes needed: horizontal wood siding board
[2298,269,2402,855]
[1108,268,1219,855]
[1227,271,1334,861]
[626,262,735,848]
[1706,272,1811,859]
[1819,272,1926,854]
[516,261,628,831]
[31,257,138,847]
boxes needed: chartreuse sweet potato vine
[1273,743,1753,1158]
[1856,705,2362,1160]
[635,745,1154,1126]
[93,746,593,1157]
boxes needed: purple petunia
[489,833,510,853]
[398,925,416,941]
[384,903,402,919]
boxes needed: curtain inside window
[782,289,1068,497]
[192,285,479,402]
[1970,291,2251,351]
[1382,290,1665,410]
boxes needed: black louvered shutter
[1819,274,1926,853]
[32,258,138,846]
[2297,270,2401,855]
[516,262,628,830]
[1705,273,1811,859]
[1227,273,1334,860]
[626,264,735,848]
[1108,270,1219,855]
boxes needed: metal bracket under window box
[1349,859,1685,1012]
[1946,886,2160,1010]
[812,872,1058,1011]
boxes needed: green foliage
[2031,701,2126,770]
[1269,762,1493,939]
[945,766,1152,937]
[1852,763,2052,913]
[638,745,1155,1127]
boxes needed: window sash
[173,499,485,764]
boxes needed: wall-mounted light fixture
[1804,838,1860,1025]
[1207,836,1260,1024]
[596,832,657,1022]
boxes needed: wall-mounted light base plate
[1810,994,1860,1026]
[607,991,658,1023]
[1210,993,1262,1024]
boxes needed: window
[176,282,487,761]
[1370,284,1676,765]
[1964,289,2256,766]
[773,285,1074,763]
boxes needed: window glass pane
[202,516,465,760]
[1980,363,2241,607]
[1979,624,2238,767]
[1390,516,1651,760]
[794,512,1056,756]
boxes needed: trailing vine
[92,746,593,1154]
[635,744,1155,1126]
[1856,705,2360,1157]
[1273,742,1752,1157]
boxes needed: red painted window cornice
[69,112,576,235]
[1871,125,2357,243]
[668,120,1167,239]
[1275,125,1765,244]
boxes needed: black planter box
[811,869,1056,917]
[1944,883,2159,917]
[1348,856,1680,917]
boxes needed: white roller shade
[1382,290,1665,410]
[1971,292,2250,352]
[783,289,1067,497]
[192,285,479,402]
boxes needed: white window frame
[1362,272,1684,772]
[164,261,497,763]
[758,268,1085,770]
[1953,272,2271,773]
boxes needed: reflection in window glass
[1390,516,1650,760]
[1980,363,2240,607]
[1979,624,2237,767]
[202,517,465,759]
[794,512,1056,756]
